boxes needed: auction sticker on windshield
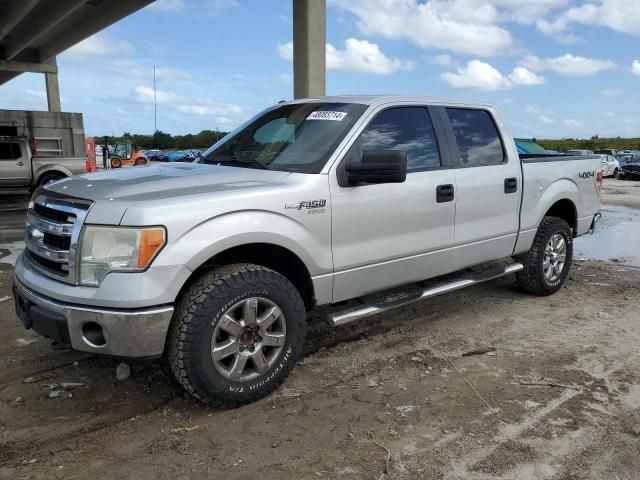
[306,111,348,121]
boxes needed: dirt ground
[0,179,639,479]
[599,177,640,209]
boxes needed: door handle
[16,161,24,166]
[504,177,518,194]
[436,184,454,203]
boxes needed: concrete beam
[293,0,326,99]
[4,0,86,60]
[0,59,58,74]
[38,0,154,61]
[45,59,61,112]
[0,0,40,43]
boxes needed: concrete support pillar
[293,0,326,99]
[45,58,61,112]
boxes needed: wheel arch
[182,243,316,310]
[543,198,578,236]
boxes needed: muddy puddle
[574,205,640,266]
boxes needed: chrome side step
[329,262,524,327]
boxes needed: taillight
[30,138,37,155]
[596,170,603,194]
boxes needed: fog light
[81,322,108,347]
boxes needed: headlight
[79,226,166,286]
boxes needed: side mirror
[345,150,407,185]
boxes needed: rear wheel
[167,263,306,407]
[38,172,65,186]
[613,168,618,177]
[515,216,573,296]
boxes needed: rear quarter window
[446,108,505,167]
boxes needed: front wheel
[515,216,573,296]
[167,264,306,407]
[110,156,123,168]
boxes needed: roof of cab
[286,95,496,110]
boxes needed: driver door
[329,106,456,302]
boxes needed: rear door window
[0,142,21,160]
[446,108,504,166]
[359,107,441,172]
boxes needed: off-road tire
[134,157,146,166]
[167,263,306,407]
[515,216,573,296]
[617,172,625,180]
[37,172,65,186]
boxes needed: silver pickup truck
[13,96,602,406]
[0,135,88,188]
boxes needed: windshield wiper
[213,158,269,170]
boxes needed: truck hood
[44,163,291,202]
[43,163,292,225]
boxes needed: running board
[329,262,524,327]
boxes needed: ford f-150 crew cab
[13,96,602,407]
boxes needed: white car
[599,154,619,177]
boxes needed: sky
[1,0,639,139]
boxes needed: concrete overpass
[0,0,326,111]
[0,0,154,111]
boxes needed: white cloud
[536,0,640,42]
[522,54,615,76]
[441,61,544,91]
[25,89,47,101]
[508,67,546,86]
[601,88,622,97]
[64,34,134,58]
[525,104,555,124]
[154,67,192,81]
[564,118,583,128]
[429,54,455,66]
[177,102,244,117]
[632,60,640,77]
[134,85,179,105]
[562,0,640,36]
[488,0,570,23]
[206,0,239,16]
[535,18,582,43]
[278,39,415,75]
[328,0,512,56]
[277,73,293,85]
[441,60,512,91]
[149,0,185,12]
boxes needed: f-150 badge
[285,199,327,210]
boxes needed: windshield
[201,102,367,173]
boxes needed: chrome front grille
[25,192,93,284]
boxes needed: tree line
[93,130,229,150]
[94,130,640,153]
[537,136,640,152]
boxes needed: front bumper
[13,278,174,358]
